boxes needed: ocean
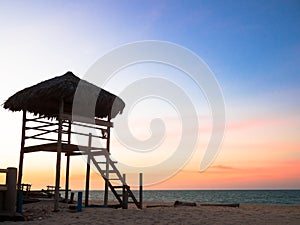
[67,190,300,205]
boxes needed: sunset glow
[0,0,299,191]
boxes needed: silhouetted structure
[3,72,142,211]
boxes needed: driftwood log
[146,205,173,208]
[200,203,240,208]
[174,201,197,207]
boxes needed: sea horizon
[58,189,300,205]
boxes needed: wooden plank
[71,122,106,131]
[26,129,56,139]
[23,143,104,153]
[25,136,64,142]
[26,118,56,125]
[107,180,123,205]
[0,185,7,191]
[25,123,58,130]
[0,169,7,173]
[61,114,113,127]
[65,153,82,156]
[69,131,103,139]
[126,187,140,209]
[95,118,113,128]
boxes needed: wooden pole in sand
[139,173,143,209]
[122,173,128,209]
[5,167,17,213]
[85,133,92,207]
[17,110,26,191]
[65,155,70,202]
[65,120,72,203]
[54,99,64,212]
[104,116,111,207]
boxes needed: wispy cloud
[209,165,237,170]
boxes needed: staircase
[88,149,141,209]
[66,117,142,209]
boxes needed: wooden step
[97,161,118,164]
[90,147,107,151]
[102,170,117,173]
[90,153,141,209]
[112,185,124,189]
[90,151,107,156]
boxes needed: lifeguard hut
[3,72,142,211]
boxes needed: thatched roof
[3,71,125,119]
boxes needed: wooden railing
[0,167,17,213]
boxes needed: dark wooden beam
[64,120,72,203]
[85,133,92,207]
[17,110,26,190]
[61,114,113,128]
[104,116,111,207]
[54,99,64,212]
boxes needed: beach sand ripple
[3,201,300,225]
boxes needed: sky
[0,0,299,190]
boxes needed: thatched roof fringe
[3,71,125,119]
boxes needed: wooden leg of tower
[104,154,109,207]
[85,155,90,207]
[65,120,71,203]
[122,174,128,209]
[104,117,111,207]
[85,133,92,207]
[104,181,108,206]
[17,110,26,191]
[65,155,70,203]
[139,173,143,209]
[54,99,64,212]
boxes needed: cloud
[209,165,237,170]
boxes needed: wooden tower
[3,72,142,211]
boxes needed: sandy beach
[3,200,300,225]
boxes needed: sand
[3,200,300,225]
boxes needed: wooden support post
[65,121,71,203]
[122,174,128,209]
[70,192,75,204]
[139,173,143,209]
[17,110,26,190]
[54,99,64,212]
[77,192,82,212]
[85,133,92,207]
[65,155,70,203]
[16,190,23,214]
[104,116,111,207]
[123,173,126,185]
[104,155,109,206]
[5,167,17,213]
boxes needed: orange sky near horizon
[12,112,300,191]
[1,0,300,191]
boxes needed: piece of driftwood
[174,201,197,207]
[146,205,173,208]
[200,203,240,208]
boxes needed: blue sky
[0,0,299,189]
[2,0,299,96]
